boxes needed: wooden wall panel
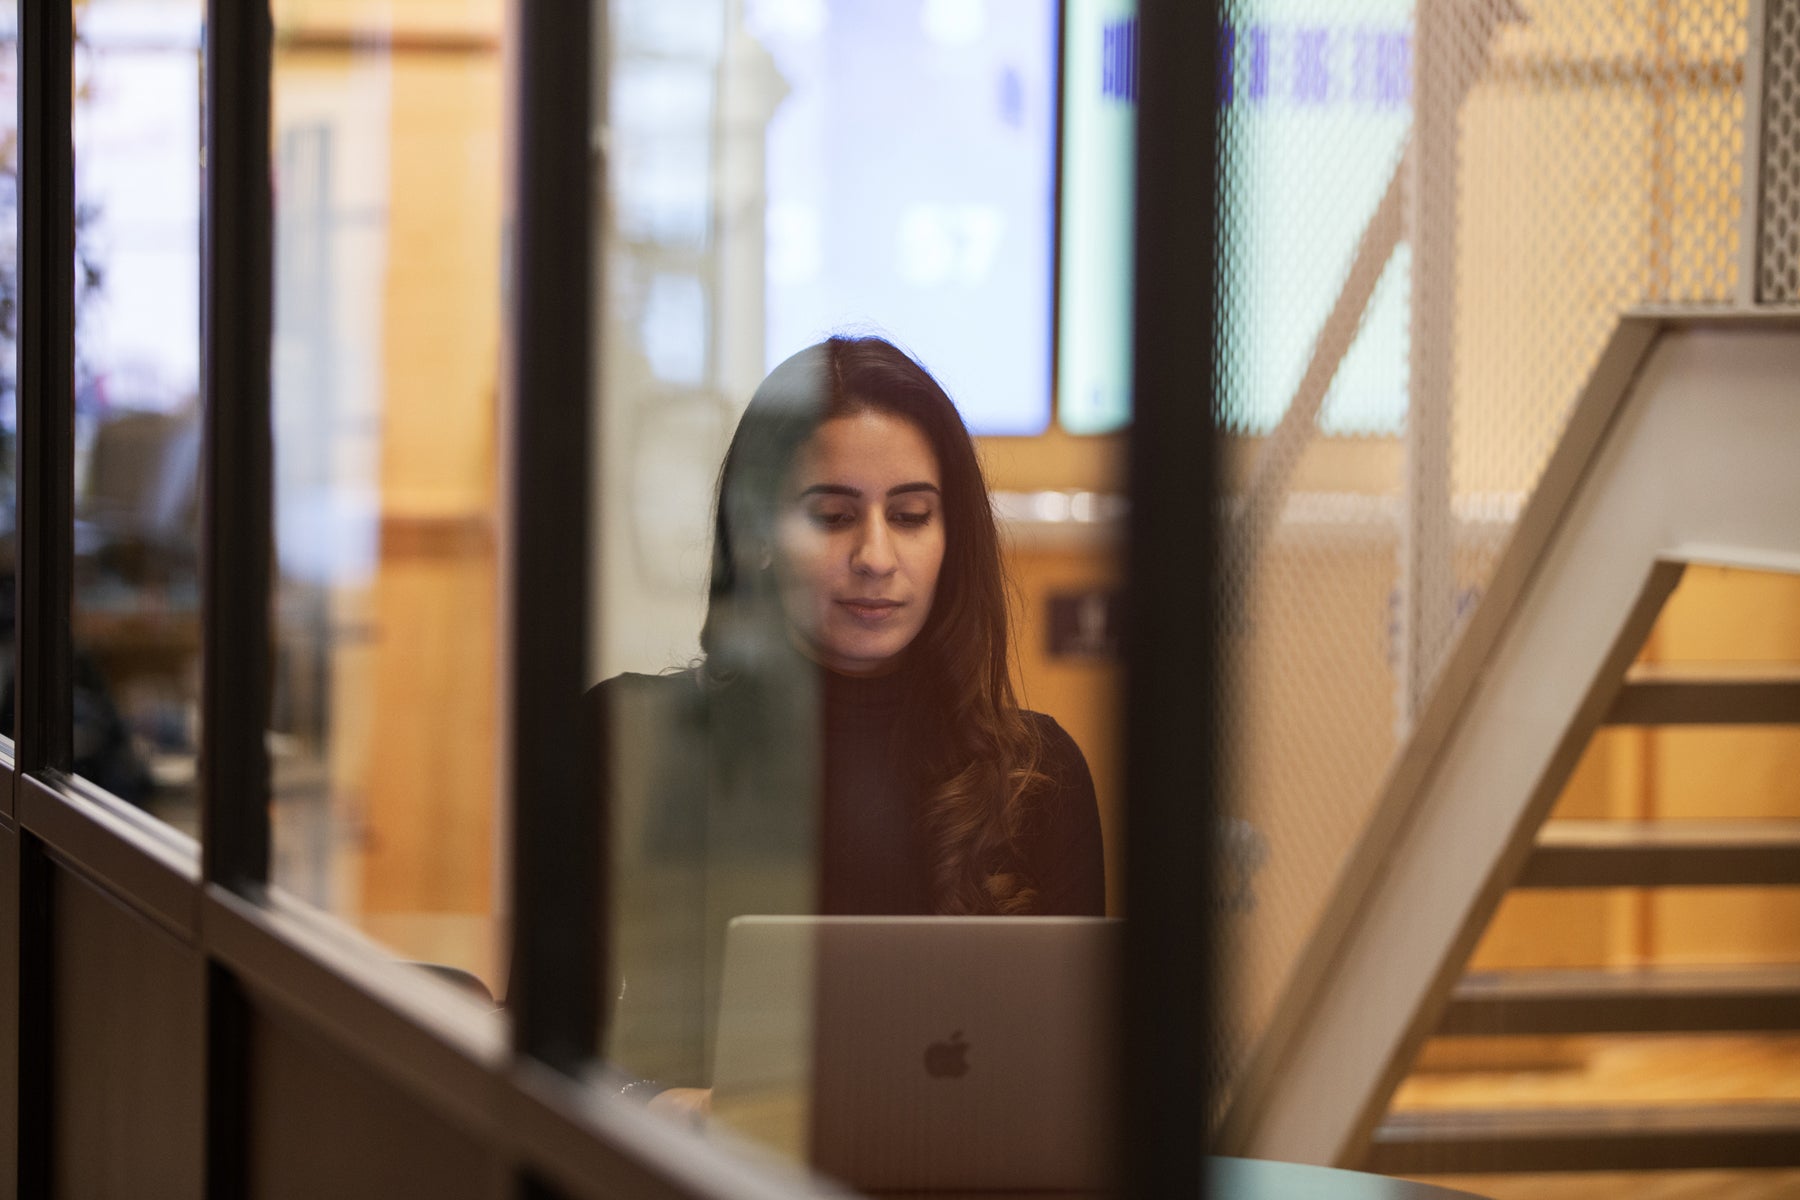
[50,863,204,1198]
[0,820,17,1199]
[249,1003,500,1200]
[359,538,499,917]
[357,39,504,927]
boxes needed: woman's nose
[850,517,897,576]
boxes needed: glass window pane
[591,2,1122,1191]
[69,0,203,827]
[269,4,507,1007]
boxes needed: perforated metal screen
[1763,0,1800,300]
[1216,0,1754,1101]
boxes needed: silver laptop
[709,915,1120,1192]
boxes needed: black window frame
[0,0,1221,1194]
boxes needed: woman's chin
[814,634,916,677]
[780,616,905,674]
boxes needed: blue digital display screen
[754,0,1058,436]
[1057,0,1138,435]
[1058,0,1416,436]
[1216,7,1413,437]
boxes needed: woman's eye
[808,507,855,529]
[890,509,934,529]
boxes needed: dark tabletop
[871,1156,1488,1199]
[1209,1156,1487,1199]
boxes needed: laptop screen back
[711,915,1120,1192]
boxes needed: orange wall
[273,25,505,928]
[356,44,503,919]
[980,432,1127,914]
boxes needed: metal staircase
[1439,961,1800,1038]
[1370,1104,1800,1173]
[1214,313,1800,1175]
[1366,656,1800,1174]
[1520,817,1800,889]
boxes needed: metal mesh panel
[1216,0,1751,1105]
[1442,0,1746,680]
[1763,0,1800,300]
[1215,0,1413,1091]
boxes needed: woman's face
[772,408,946,676]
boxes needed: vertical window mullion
[1123,2,1220,1197]
[15,0,76,783]
[199,7,272,1195]
[199,0,274,891]
[506,2,600,1069]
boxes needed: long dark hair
[700,336,1044,914]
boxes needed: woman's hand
[648,1086,713,1122]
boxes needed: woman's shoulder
[1019,709,1088,772]
[1012,709,1105,915]
[588,665,704,699]
[1015,710,1099,816]
[584,666,708,725]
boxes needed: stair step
[1605,662,1800,725]
[1440,964,1800,1035]
[1519,819,1800,888]
[1366,1103,1800,1173]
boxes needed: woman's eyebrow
[797,481,941,499]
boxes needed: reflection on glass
[596,7,1118,1182]
[269,3,505,1004]
[69,0,203,821]
[599,336,1114,1186]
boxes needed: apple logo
[924,1031,971,1079]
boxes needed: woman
[599,335,1103,1094]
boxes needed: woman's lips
[837,598,903,622]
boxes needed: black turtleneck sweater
[818,667,933,912]
[817,667,1104,915]
[585,662,1105,1082]
[591,664,1105,918]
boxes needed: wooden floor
[1390,1034,1800,1199]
